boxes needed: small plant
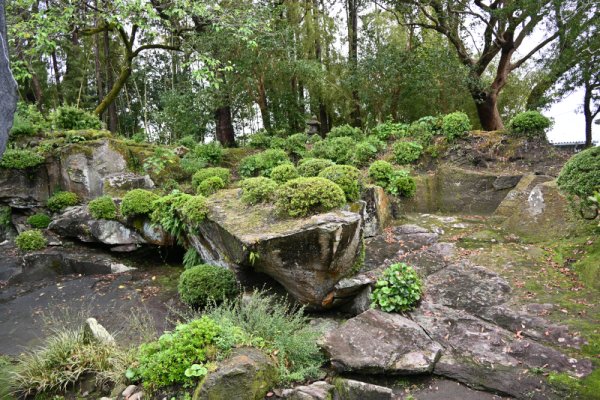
[318,165,362,201]
[50,105,102,130]
[47,191,80,212]
[393,141,423,165]
[192,167,231,189]
[181,142,224,174]
[27,213,52,229]
[183,248,203,269]
[197,176,226,196]
[0,148,45,169]
[442,111,472,140]
[297,158,335,177]
[275,177,346,217]
[387,170,417,198]
[283,133,309,156]
[310,136,355,165]
[143,147,177,175]
[353,140,379,166]
[371,263,422,312]
[270,163,299,184]
[240,177,278,204]
[15,229,47,251]
[368,160,395,187]
[150,192,192,238]
[179,195,209,225]
[508,110,551,138]
[10,104,48,136]
[88,196,118,220]
[178,264,239,309]
[248,131,273,149]
[121,189,160,217]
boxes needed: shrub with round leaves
[178,264,240,308]
[240,177,278,205]
[297,158,335,177]
[88,196,117,220]
[557,146,600,207]
[275,177,346,217]
[442,112,472,141]
[371,263,422,312]
[368,160,395,187]
[197,176,226,196]
[192,167,231,189]
[393,141,423,165]
[121,189,160,217]
[179,195,209,225]
[387,170,416,198]
[318,165,361,202]
[270,163,299,184]
[27,213,52,229]
[508,111,551,138]
[47,191,80,212]
[15,229,47,252]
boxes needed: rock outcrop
[361,185,391,237]
[0,165,52,208]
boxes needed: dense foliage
[47,191,80,212]
[270,163,299,184]
[0,149,45,169]
[508,111,552,138]
[297,158,335,177]
[393,141,423,165]
[239,149,290,178]
[442,112,472,140]
[150,192,193,238]
[179,195,209,225]
[318,165,362,202]
[275,177,346,217]
[178,265,239,309]
[49,106,102,130]
[15,230,47,251]
[26,213,52,229]
[88,196,118,220]
[197,176,226,196]
[192,167,231,190]
[557,147,600,207]
[240,177,278,204]
[371,263,422,312]
[121,189,160,217]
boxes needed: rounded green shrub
[327,124,363,140]
[368,160,395,187]
[270,163,299,184]
[47,191,80,212]
[181,142,224,174]
[297,158,335,177]
[15,229,47,252]
[27,213,51,229]
[508,111,552,138]
[353,141,379,167]
[318,165,361,202]
[442,112,472,140]
[50,105,102,130]
[192,167,231,189]
[178,264,239,308]
[121,189,160,217]
[275,177,346,217]
[180,195,209,224]
[310,137,355,164]
[393,141,423,164]
[0,149,45,169]
[387,170,416,197]
[248,131,273,149]
[371,121,407,141]
[240,177,278,205]
[88,196,117,220]
[197,176,226,196]
[557,146,600,205]
[284,133,309,156]
[371,263,422,312]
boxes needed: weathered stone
[333,378,393,400]
[141,220,173,246]
[121,385,138,398]
[280,381,334,400]
[0,166,51,208]
[188,189,364,309]
[103,172,154,193]
[492,175,522,190]
[338,285,372,316]
[0,243,21,281]
[193,347,277,400]
[361,185,392,238]
[322,309,442,374]
[83,317,115,345]
[0,1,17,158]
[400,242,455,277]
[492,174,553,219]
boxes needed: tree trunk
[214,106,235,147]
[473,92,504,131]
[583,80,593,148]
[93,0,103,105]
[347,0,361,127]
[94,61,131,117]
[256,74,271,131]
[103,26,118,132]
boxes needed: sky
[546,89,599,145]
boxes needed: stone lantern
[306,115,321,135]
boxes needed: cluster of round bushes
[239,149,290,178]
[192,167,230,196]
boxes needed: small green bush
[240,177,278,204]
[297,158,335,177]
[557,146,600,207]
[275,177,346,217]
[387,170,416,197]
[50,105,102,130]
[248,131,273,149]
[10,104,48,136]
[371,263,422,312]
[26,213,51,229]
[370,121,407,141]
[368,160,395,187]
[327,124,363,140]
[442,112,472,140]
[151,192,192,238]
[239,149,289,178]
[353,140,379,166]
[284,133,308,157]
[181,142,224,174]
[310,136,355,164]
[176,135,197,148]
[508,111,552,138]
[180,195,209,225]
[88,196,118,220]
[318,165,361,202]
[197,176,226,196]
[121,189,160,217]
[393,141,423,164]
[0,149,45,169]
[270,163,299,184]
[191,167,231,189]
[47,191,79,212]
[15,230,47,251]
[178,264,239,308]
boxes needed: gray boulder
[333,378,393,400]
[103,172,154,194]
[322,309,442,374]
[0,166,51,208]
[279,381,334,400]
[83,317,115,345]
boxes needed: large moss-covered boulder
[188,189,364,309]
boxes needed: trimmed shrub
[15,230,47,251]
[442,112,472,140]
[275,177,346,217]
[393,141,423,164]
[327,124,363,140]
[0,149,45,169]
[284,133,308,157]
[26,213,51,229]
[297,158,335,177]
[368,160,395,187]
[508,111,551,138]
[50,105,102,130]
[178,264,239,308]
[181,142,224,173]
[179,195,209,225]
[270,163,299,184]
[387,170,416,197]
[121,189,160,217]
[197,176,225,196]
[88,196,117,220]
[318,165,361,202]
[192,167,231,189]
[371,263,422,312]
[239,149,289,178]
[557,146,600,206]
[240,177,278,205]
[322,136,355,164]
[47,191,79,212]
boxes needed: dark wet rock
[410,301,592,399]
[361,186,392,238]
[392,224,439,249]
[188,189,364,309]
[425,262,512,313]
[492,175,522,190]
[102,172,154,193]
[0,166,51,208]
[0,243,21,281]
[333,378,393,400]
[322,309,442,374]
[193,347,277,400]
[140,220,173,246]
[279,381,334,400]
[339,285,372,316]
[400,242,455,277]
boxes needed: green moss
[0,149,45,169]
[0,206,11,227]
[88,196,118,220]
[121,189,160,217]
[349,238,366,276]
[47,191,80,212]
[15,230,47,251]
[180,195,209,225]
[548,370,600,400]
